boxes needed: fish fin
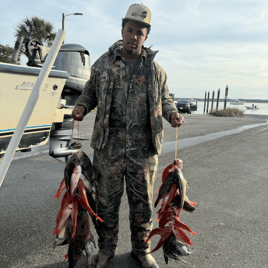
[186,198,197,207]
[54,192,61,200]
[77,179,104,223]
[53,228,61,236]
[181,195,197,212]
[162,163,174,183]
[173,217,196,235]
[164,253,169,264]
[173,226,193,246]
[154,196,161,208]
[64,252,68,261]
[148,231,172,254]
[54,178,66,200]
[144,227,170,243]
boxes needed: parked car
[190,100,197,111]
[176,99,198,114]
[176,100,191,113]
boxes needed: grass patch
[209,108,244,117]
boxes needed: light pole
[62,12,83,43]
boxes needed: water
[179,101,268,115]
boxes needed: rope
[175,126,178,160]
[70,120,81,150]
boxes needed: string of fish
[145,126,197,264]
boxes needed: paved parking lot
[1,113,267,268]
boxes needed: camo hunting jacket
[75,40,177,154]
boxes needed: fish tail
[188,200,197,207]
[54,192,61,200]
[53,228,60,236]
[54,178,66,200]
[147,231,173,254]
[173,226,193,246]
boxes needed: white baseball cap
[124,3,151,27]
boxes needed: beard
[126,49,134,55]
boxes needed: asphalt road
[1,113,268,268]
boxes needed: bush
[209,108,244,117]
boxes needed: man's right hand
[72,105,85,121]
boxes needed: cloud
[154,41,268,99]
[1,0,268,99]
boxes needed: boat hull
[245,106,259,110]
[0,63,71,155]
[230,100,244,105]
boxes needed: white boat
[245,105,259,110]
[230,99,244,105]
[0,38,91,162]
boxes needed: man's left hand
[171,112,184,127]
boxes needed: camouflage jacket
[75,40,177,154]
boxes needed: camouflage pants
[93,131,158,255]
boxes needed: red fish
[146,158,197,264]
[53,151,102,268]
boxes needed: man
[72,3,184,268]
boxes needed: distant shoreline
[174,98,268,103]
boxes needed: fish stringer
[175,126,178,160]
[70,120,82,151]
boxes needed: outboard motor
[49,44,91,163]
[54,43,91,105]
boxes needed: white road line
[161,121,268,155]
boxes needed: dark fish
[155,167,188,210]
[76,151,96,185]
[146,158,196,263]
[174,167,188,210]
[163,233,195,264]
[65,207,96,268]
[54,202,96,268]
[154,172,176,207]
[63,151,98,226]
[64,151,96,191]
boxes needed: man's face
[121,20,148,59]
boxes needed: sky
[1,0,268,100]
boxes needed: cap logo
[125,4,151,26]
[131,11,147,20]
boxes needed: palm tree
[15,16,56,46]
